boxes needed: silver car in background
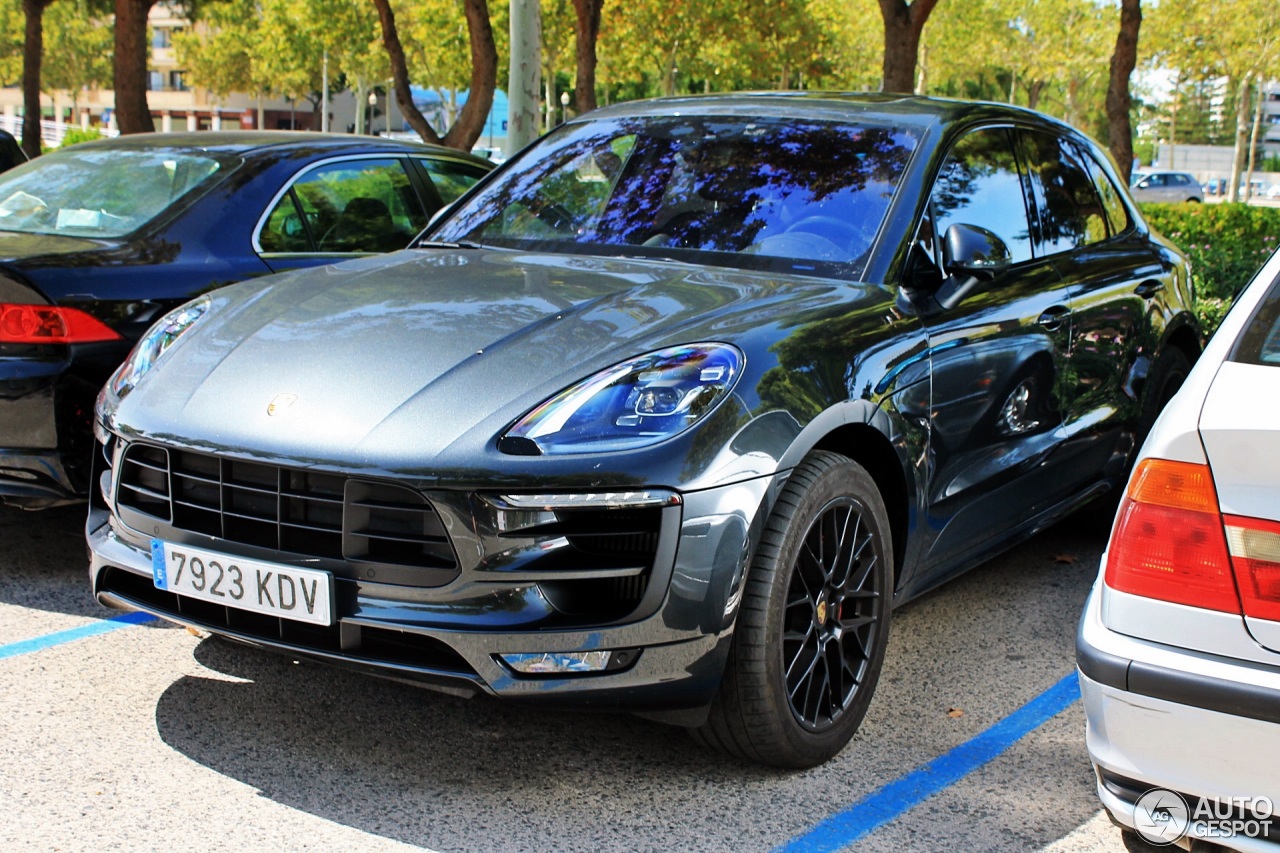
[1129,170,1203,204]
[1077,245,1280,850]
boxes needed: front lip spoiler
[97,589,488,700]
[1076,593,1280,726]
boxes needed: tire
[1136,347,1191,452]
[691,450,893,768]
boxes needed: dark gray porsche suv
[88,94,1198,767]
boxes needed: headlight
[109,295,211,399]
[500,342,743,455]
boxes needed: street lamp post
[559,91,569,125]
[368,91,378,136]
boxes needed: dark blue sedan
[0,132,492,507]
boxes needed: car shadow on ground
[0,504,106,619]
[149,509,1115,853]
[156,636,787,852]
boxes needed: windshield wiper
[412,239,484,250]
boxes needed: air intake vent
[116,443,458,582]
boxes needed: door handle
[1135,279,1165,298]
[1038,304,1070,331]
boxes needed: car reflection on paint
[90,94,1197,768]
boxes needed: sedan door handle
[1135,279,1165,298]
[1038,304,1070,331]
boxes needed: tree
[20,0,55,157]
[571,0,603,112]
[113,0,156,134]
[1105,0,1141,182]
[878,0,940,93]
[372,0,497,150]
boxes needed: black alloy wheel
[783,494,882,731]
[692,450,893,768]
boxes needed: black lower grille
[100,567,476,677]
[116,443,457,582]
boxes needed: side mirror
[942,223,1011,278]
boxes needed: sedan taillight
[0,303,122,344]
[1225,515,1280,622]
[1104,458,1241,613]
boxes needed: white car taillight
[1105,458,1241,613]
[1105,457,1280,623]
[1225,516,1280,622]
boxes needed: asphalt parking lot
[2,503,1141,852]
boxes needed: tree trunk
[20,0,50,158]
[443,0,497,151]
[1227,75,1252,204]
[114,0,155,134]
[507,0,540,154]
[878,0,940,94]
[1246,78,1265,201]
[372,0,441,144]
[1026,80,1045,110]
[571,0,603,113]
[1105,0,1141,183]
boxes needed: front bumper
[89,452,777,724]
[1077,584,1280,850]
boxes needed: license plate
[151,540,334,626]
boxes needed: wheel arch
[808,423,910,591]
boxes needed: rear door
[1018,131,1165,495]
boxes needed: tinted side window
[418,158,490,205]
[1077,146,1131,236]
[1020,130,1108,254]
[931,128,1033,264]
[260,158,427,255]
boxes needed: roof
[63,131,489,165]
[581,91,1078,137]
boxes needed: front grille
[117,443,457,579]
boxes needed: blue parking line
[0,611,159,661]
[775,672,1082,853]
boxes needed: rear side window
[1231,272,1280,366]
[417,158,490,205]
[1020,130,1108,254]
[1077,147,1131,237]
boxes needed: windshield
[0,147,227,238]
[433,115,919,278]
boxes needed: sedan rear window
[0,148,225,237]
[434,116,919,278]
[1230,271,1280,365]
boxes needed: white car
[1078,245,1280,850]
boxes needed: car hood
[113,248,874,471]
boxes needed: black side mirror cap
[942,223,1011,279]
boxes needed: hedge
[1139,202,1280,336]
